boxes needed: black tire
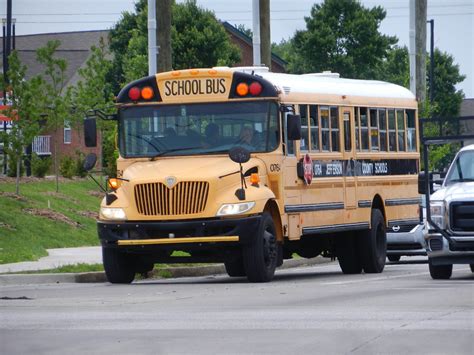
[359,209,386,273]
[336,233,362,274]
[102,247,136,284]
[243,212,278,282]
[387,255,401,262]
[224,256,246,277]
[428,259,452,279]
[470,264,474,273]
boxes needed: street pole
[252,0,261,66]
[415,0,427,103]
[427,19,435,103]
[147,0,157,75]
[409,0,416,95]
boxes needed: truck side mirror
[418,171,433,195]
[287,114,301,141]
[84,117,97,147]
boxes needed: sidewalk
[0,246,331,285]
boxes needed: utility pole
[156,0,172,73]
[415,0,427,103]
[427,19,435,103]
[259,0,271,70]
[252,0,261,66]
[409,0,416,95]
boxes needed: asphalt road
[1,259,473,355]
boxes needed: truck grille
[134,181,209,216]
[450,202,474,232]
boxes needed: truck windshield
[445,150,474,185]
[119,101,279,158]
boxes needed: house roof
[0,30,109,88]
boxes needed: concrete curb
[0,256,332,285]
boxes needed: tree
[288,0,397,78]
[109,0,240,86]
[0,51,44,194]
[36,40,70,192]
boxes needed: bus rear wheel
[102,247,136,284]
[224,256,246,277]
[243,212,278,282]
[359,209,386,273]
[336,233,362,274]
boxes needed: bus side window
[397,109,406,151]
[321,106,330,151]
[379,108,387,151]
[310,105,319,151]
[406,109,416,151]
[360,107,369,150]
[370,108,379,151]
[355,108,360,150]
[330,106,340,151]
[299,104,309,152]
[388,109,396,151]
[343,111,351,152]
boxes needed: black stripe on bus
[385,198,421,206]
[297,158,418,179]
[285,202,345,213]
[358,200,372,208]
[303,222,369,235]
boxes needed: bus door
[282,108,301,240]
[341,107,357,209]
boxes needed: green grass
[0,178,103,264]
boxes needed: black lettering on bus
[164,81,172,96]
[218,78,226,93]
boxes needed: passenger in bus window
[204,123,220,147]
[238,126,254,146]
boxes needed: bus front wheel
[429,259,452,279]
[243,212,278,282]
[359,209,386,273]
[102,247,136,284]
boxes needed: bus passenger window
[406,109,416,151]
[360,107,369,150]
[370,108,379,151]
[379,109,387,151]
[397,109,406,151]
[310,105,319,151]
[321,106,330,151]
[355,108,360,150]
[330,107,340,151]
[343,111,351,152]
[388,109,396,151]
[299,105,309,151]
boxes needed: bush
[7,154,24,177]
[31,154,52,178]
[74,151,88,178]
[59,156,75,179]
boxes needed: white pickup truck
[422,144,474,279]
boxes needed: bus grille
[134,181,209,216]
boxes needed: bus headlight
[100,207,127,220]
[429,202,446,229]
[216,202,256,216]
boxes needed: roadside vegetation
[0,178,103,264]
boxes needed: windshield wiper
[448,178,474,183]
[150,146,202,160]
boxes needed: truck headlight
[100,207,127,220]
[429,201,446,229]
[216,202,255,216]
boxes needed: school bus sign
[156,70,233,103]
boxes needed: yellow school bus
[84,67,419,283]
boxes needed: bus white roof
[230,67,416,106]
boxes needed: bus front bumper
[97,215,262,249]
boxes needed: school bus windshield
[118,101,279,158]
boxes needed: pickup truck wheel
[428,259,452,279]
[336,233,362,274]
[224,256,246,277]
[359,209,386,273]
[470,264,474,273]
[387,255,401,262]
[102,247,136,284]
[243,212,277,282]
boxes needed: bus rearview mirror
[287,114,302,141]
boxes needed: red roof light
[249,82,262,96]
[128,87,141,101]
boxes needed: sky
[1,0,473,98]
